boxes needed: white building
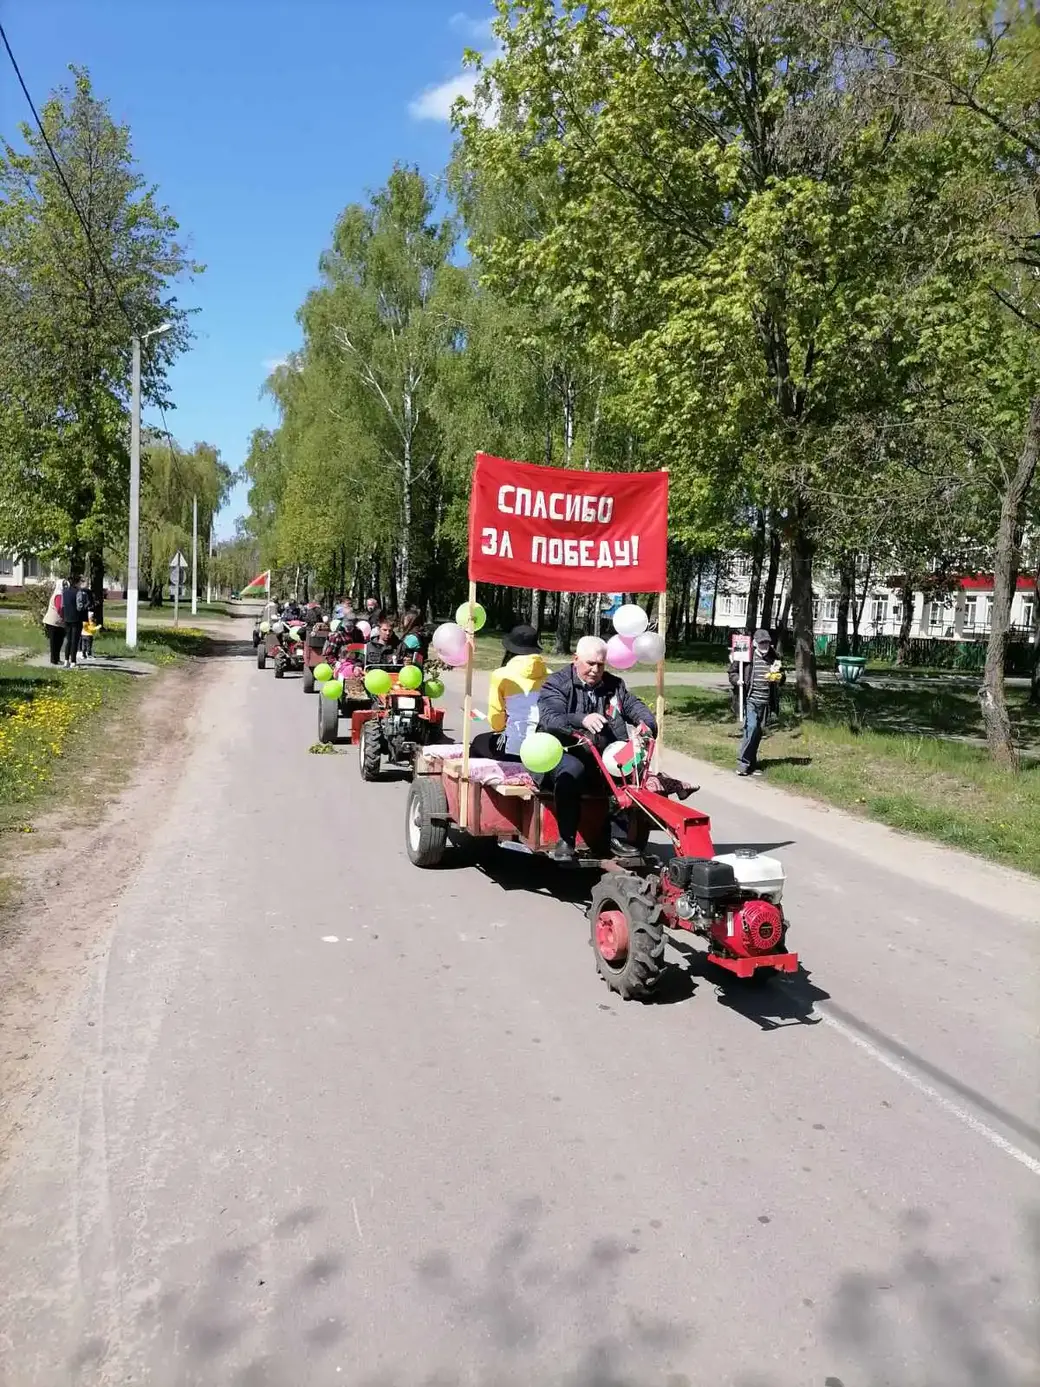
[709,557,1037,642]
[0,553,51,588]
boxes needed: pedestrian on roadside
[43,580,65,665]
[80,611,100,663]
[62,577,91,669]
[729,627,785,777]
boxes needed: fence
[812,633,1036,676]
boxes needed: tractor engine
[664,853,786,960]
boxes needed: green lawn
[0,615,211,665]
[632,681,1040,876]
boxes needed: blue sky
[1,1,496,537]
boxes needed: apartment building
[709,557,1037,642]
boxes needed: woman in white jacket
[43,580,65,666]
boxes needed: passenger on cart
[470,624,549,762]
[365,619,401,666]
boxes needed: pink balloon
[439,640,470,667]
[606,634,637,670]
[356,620,371,639]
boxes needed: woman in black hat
[470,624,549,761]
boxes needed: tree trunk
[836,553,854,656]
[1030,569,1040,706]
[745,510,766,634]
[981,395,1040,767]
[554,592,574,655]
[760,523,782,637]
[87,549,105,626]
[852,555,872,655]
[690,558,703,640]
[709,552,720,630]
[788,503,817,711]
[896,579,915,666]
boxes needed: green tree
[0,67,200,610]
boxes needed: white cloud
[261,356,288,375]
[409,70,480,123]
[410,10,498,123]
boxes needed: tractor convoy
[253,596,799,1006]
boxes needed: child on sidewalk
[79,613,100,663]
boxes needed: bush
[19,584,54,628]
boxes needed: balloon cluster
[430,601,482,668]
[606,604,665,671]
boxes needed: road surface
[0,651,1036,1387]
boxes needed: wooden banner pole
[654,586,667,770]
[459,580,477,830]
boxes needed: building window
[928,600,943,629]
[822,599,838,623]
[22,555,40,578]
[892,601,902,622]
[732,555,752,578]
[871,597,888,626]
[964,595,978,630]
[0,553,12,576]
[1021,597,1036,630]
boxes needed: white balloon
[433,621,466,654]
[613,604,649,638]
[633,631,666,665]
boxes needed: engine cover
[716,899,785,956]
[667,857,737,900]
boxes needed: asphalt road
[0,652,1037,1387]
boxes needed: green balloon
[321,679,344,701]
[398,663,423,689]
[424,678,444,699]
[313,662,333,683]
[364,668,392,696]
[455,600,487,632]
[520,732,564,774]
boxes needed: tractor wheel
[405,776,448,868]
[317,693,339,745]
[256,644,267,670]
[274,655,285,679]
[302,663,315,694]
[588,876,665,1001]
[359,719,383,781]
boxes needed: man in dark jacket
[728,628,785,777]
[62,577,91,668]
[365,620,401,666]
[536,635,657,863]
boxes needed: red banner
[468,453,668,594]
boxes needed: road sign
[170,551,188,572]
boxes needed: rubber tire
[274,657,285,679]
[317,693,339,745]
[405,777,448,867]
[588,876,666,1001]
[256,645,266,670]
[359,719,383,781]
[302,664,315,694]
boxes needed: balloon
[632,631,666,665]
[456,601,487,632]
[321,679,344,702]
[613,604,649,638]
[439,641,470,667]
[424,678,444,699]
[364,668,392,696]
[356,620,371,639]
[606,634,638,670]
[313,662,333,683]
[520,732,564,775]
[403,632,421,650]
[398,663,423,689]
[433,621,466,655]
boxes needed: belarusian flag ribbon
[615,739,646,776]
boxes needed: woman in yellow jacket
[470,624,548,760]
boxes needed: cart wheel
[405,777,448,867]
[256,644,266,670]
[317,693,339,744]
[274,656,285,679]
[588,877,665,1001]
[359,719,382,782]
[302,664,315,694]
[252,630,261,648]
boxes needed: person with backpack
[62,578,91,669]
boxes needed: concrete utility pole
[127,322,172,649]
[206,518,214,604]
[191,494,198,617]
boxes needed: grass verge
[632,681,1040,876]
[0,615,210,664]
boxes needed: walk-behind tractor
[351,664,446,781]
[316,646,371,744]
[301,622,331,693]
[256,618,307,677]
[405,728,796,1001]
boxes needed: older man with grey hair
[535,635,658,863]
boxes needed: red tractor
[405,730,796,1001]
[350,667,446,781]
[256,617,307,678]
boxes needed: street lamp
[127,322,172,649]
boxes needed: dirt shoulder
[0,656,220,1169]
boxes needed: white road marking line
[321,935,339,943]
[351,1198,363,1241]
[816,1008,1040,1178]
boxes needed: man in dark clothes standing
[536,635,657,863]
[728,627,785,777]
[62,577,91,669]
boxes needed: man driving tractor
[366,619,401,665]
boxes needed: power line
[0,18,135,330]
